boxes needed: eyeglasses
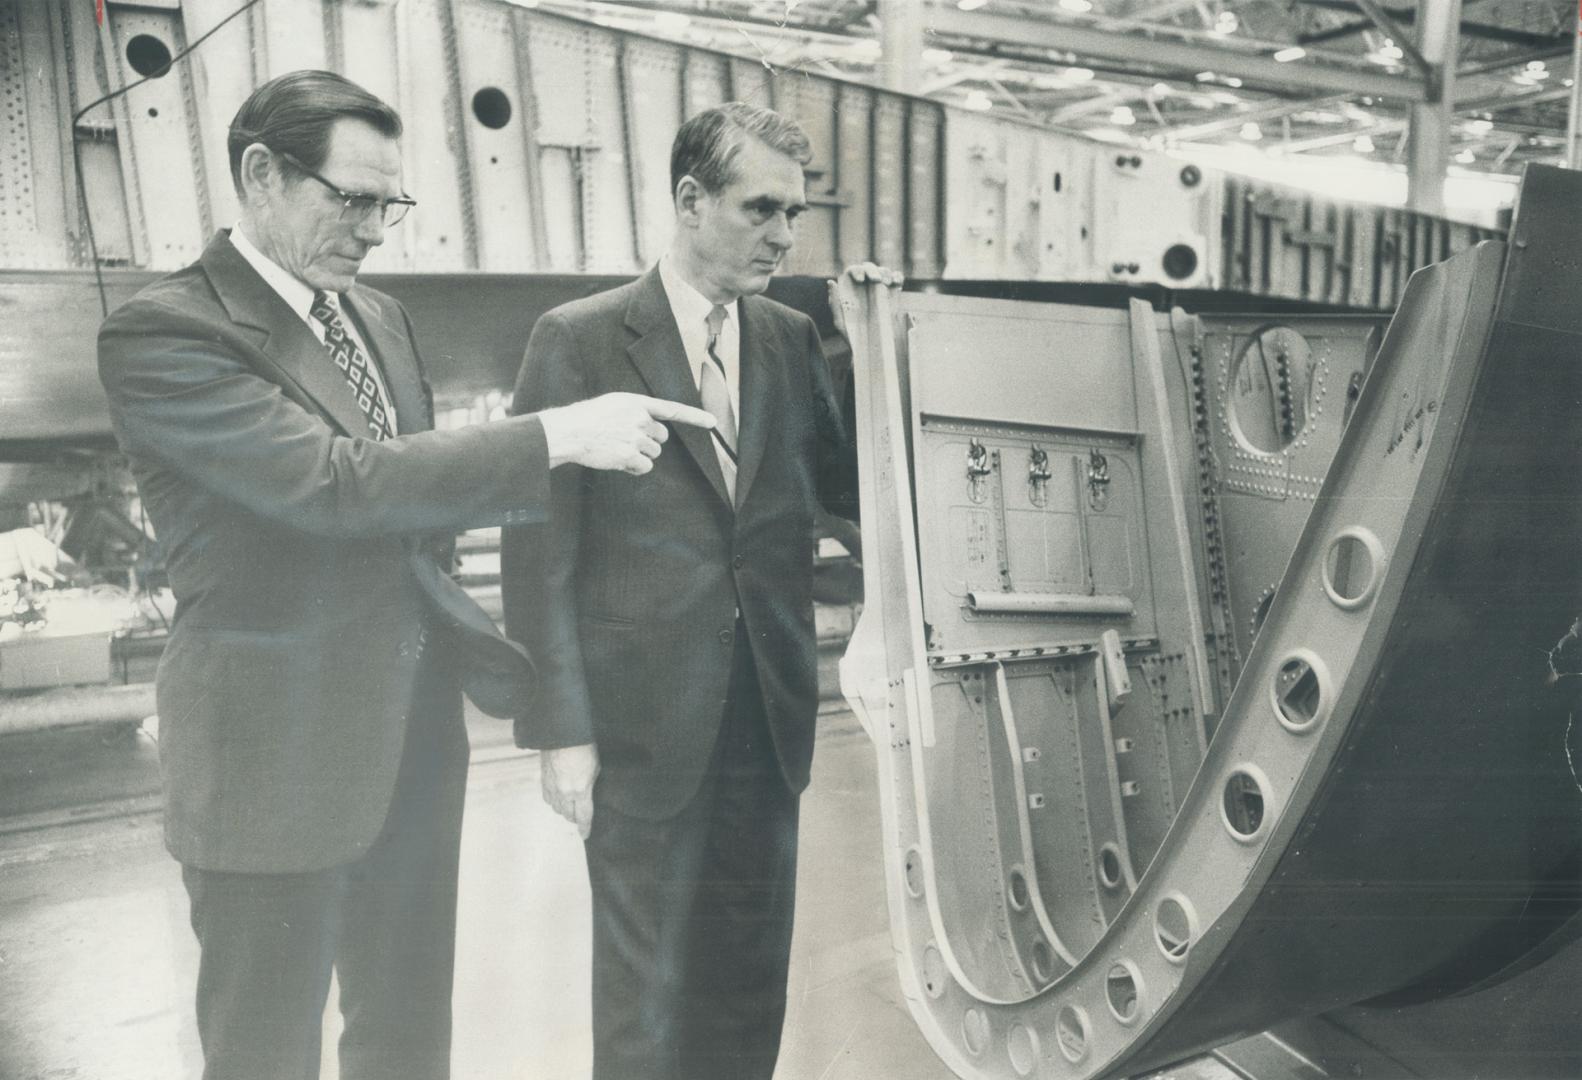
[273,149,416,228]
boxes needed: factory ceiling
[532,0,1577,177]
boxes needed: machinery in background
[838,162,1582,1079]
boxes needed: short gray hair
[669,102,812,197]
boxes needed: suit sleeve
[500,312,597,749]
[97,296,550,539]
[805,316,857,522]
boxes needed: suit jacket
[501,267,849,820]
[98,231,548,874]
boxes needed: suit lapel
[200,232,369,439]
[623,270,732,507]
[343,287,430,434]
[733,296,781,508]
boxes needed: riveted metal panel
[0,0,44,267]
[620,36,685,268]
[777,73,837,276]
[834,83,873,266]
[728,56,771,109]
[178,0,258,245]
[102,7,206,268]
[384,0,468,271]
[681,50,728,116]
[906,102,945,279]
[870,94,906,273]
[255,0,327,77]
[336,0,407,269]
[453,0,534,271]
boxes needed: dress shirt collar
[229,222,334,323]
[658,254,737,343]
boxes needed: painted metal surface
[0,0,1493,302]
[839,164,1582,1079]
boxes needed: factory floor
[0,703,1244,1080]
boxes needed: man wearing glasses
[96,70,711,1080]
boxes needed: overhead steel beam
[922,4,1428,101]
[1353,0,1433,80]
[1296,2,1568,50]
[1164,92,1355,141]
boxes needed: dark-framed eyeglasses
[273,148,416,228]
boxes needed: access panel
[840,164,1582,1080]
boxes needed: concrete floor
[0,708,971,1080]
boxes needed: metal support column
[878,0,923,95]
[1567,7,1582,167]
[1407,0,1462,213]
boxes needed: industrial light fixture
[963,89,994,111]
[1274,46,1306,62]
[1375,39,1404,62]
[1060,0,1095,11]
[1195,70,1216,81]
[1214,10,1238,35]
[922,48,954,65]
[1454,149,1476,164]
[957,0,989,9]
[1240,122,1263,141]
[1465,118,1493,134]
[1152,82,1173,97]
[1354,134,1376,153]
[1066,66,1096,81]
[1110,105,1137,126]
[1223,76,1244,88]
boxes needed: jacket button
[732,554,745,569]
[718,628,734,644]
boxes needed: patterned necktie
[310,291,395,441]
[702,304,739,498]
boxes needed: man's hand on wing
[539,392,716,474]
[541,742,600,839]
[827,261,904,342]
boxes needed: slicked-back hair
[669,102,812,198]
[228,70,402,192]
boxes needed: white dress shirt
[229,224,399,435]
[658,255,740,481]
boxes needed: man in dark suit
[96,70,711,1080]
[502,103,897,1079]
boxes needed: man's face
[684,135,808,302]
[251,118,403,293]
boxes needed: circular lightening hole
[1163,242,1198,281]
[1030,937,1055,984]
[1106,962,1141,1023]
[1098,843,1124,889]
[1222,769,1267,839]
[1056,1004,1090,1063]
[962,1008,990,1056]
[1324,528,1384,609]
[1007,1023,1040,1077]
[903,846,924,899]
[1155,895,1196,962]
[471,86,513,129]
[1007,867,1030,912]
[125,34,173,78]
[922,944,946,999]
[1272,653,1327,733]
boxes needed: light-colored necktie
[702,304,738,499]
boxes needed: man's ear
[238,142,277,204]
[674,174,704,227]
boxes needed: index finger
[640,397,717,429]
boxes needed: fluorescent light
[1240,122,1263,141]
[1195,70,1216,82]
[1465,119,1493,134]
[1060,0,1094,11]
[1066,66,1095,82]
[1223,76,1243,88]
[957,0,988,9]
[1274,46,1306,62]
[1152,82,1173,97]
